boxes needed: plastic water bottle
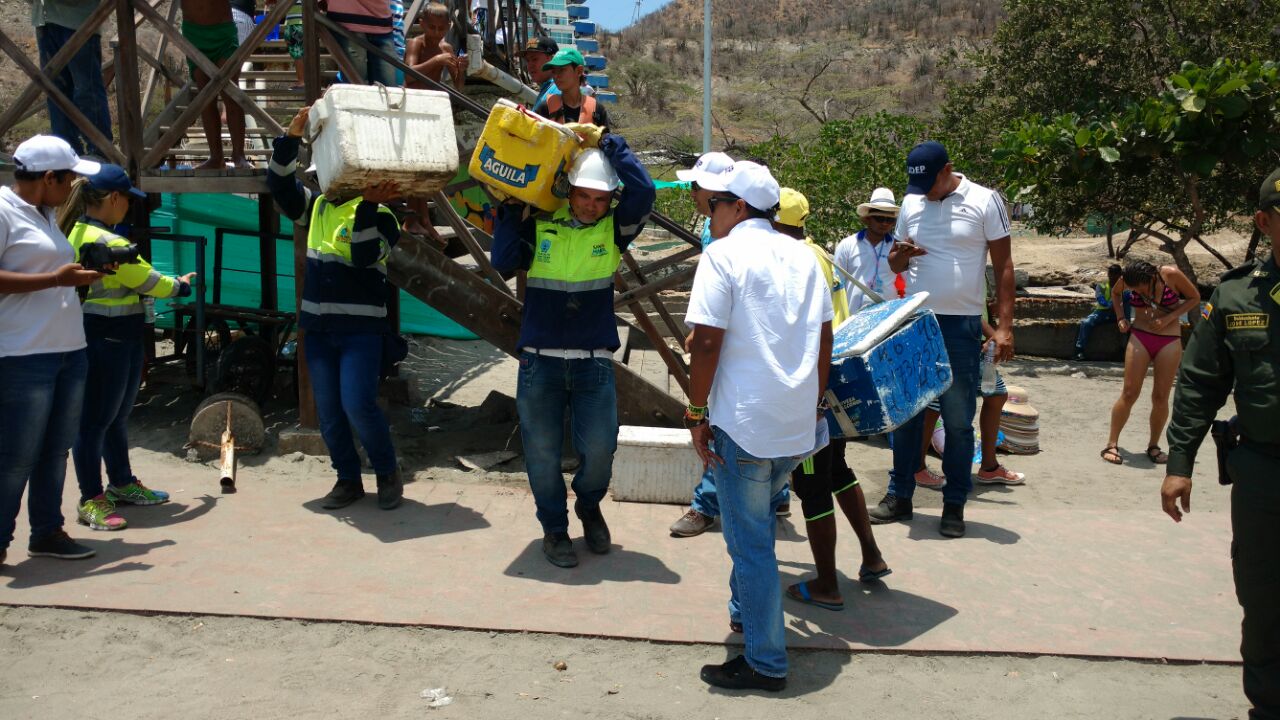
[981,342,998,394]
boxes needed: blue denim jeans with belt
[36,23,114,157]
[712,426,799,679]
[516,351,618,534]
[0,350,88,550]
[305,331,398,483]
[887,314,983,507]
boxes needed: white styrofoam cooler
[611,425,704,504]
[307,84,459,198]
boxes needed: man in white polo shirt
[684,161,833,691]
[869,141,1015,538]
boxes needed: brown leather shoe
[670,509,715,537]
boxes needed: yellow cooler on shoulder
[469,99,581,212]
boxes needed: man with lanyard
[521,35,562,109]
[490,124,655,569]
[684,162,832,691]
[834,187,899,311]
[1161,167,1280,719]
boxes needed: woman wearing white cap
[0,135,105,565]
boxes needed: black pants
[1229,443,1280,719]
[790,439,857,522]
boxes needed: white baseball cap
[699,160,781,213]
[676,151,734,185]
[13,135,101,175]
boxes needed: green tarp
[146,193,477,339]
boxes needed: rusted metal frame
[614,264,697,309]
[431,191,514,295]
[114,0,145,174]
[621,251,687,347]
[315,25,366,85]
[614,271,690,394]
[0,32,126,166]
[136,0,291,169]
[621,245,700,284]
[646,211,704,249]
[313,11,491,118]
[0,0,114,139]
[140,0,182,119]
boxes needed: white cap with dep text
[676,151,734,185]
[698,160,781,213]
[12,135,101,175]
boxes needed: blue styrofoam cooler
[824,294,952,438]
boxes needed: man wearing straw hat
[834,187,900,311]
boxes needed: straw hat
[856,187,899,218]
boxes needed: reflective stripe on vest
[299,299,388,318]
[67,220,178,315]
[528,205,619,291]
[546,92,597,123]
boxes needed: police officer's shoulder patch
[1226,313,1270,330]
[1201,302,1213,320]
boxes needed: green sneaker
[77,496,127,531]
[106,481,170,506]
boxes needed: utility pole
[702,0,711,152]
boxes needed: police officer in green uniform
[1162,166,1280,719]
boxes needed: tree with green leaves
[995,59,1280,288]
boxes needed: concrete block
[277,426,329,457]
[611,425,702,504]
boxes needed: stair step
[240,70,338,81]
[165,126,280,136]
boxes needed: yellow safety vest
[301,195,399,320]
[68,220,180,317]
[806,238,851,326]
[527,205,620,293]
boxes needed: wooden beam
[302,0,322,103]
[136,172,268,194]
[115,0,144,174]
[622,251,687,346]
[140,0,181,120]
[0,0,114,138]
[646,211,703,249]
[136,0,291,169]
[623,245,700,284]
[614,271,689,395]
[316,25,365,85]
[431,192,513,296]
[614,264,697,309]
[0,30,126,165]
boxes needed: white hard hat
[567,148,619,192]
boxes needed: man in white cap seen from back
[683,161,833,691]
[834,187,900,311]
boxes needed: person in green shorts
[181,0,248,170]
[267,0,306,89]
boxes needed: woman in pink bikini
[1101,260,1200,465]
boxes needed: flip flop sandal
[1146,446,1169,464]
[1101,445,1123,465]
[785,581,844,611]
[858,564,893,583]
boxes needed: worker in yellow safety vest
[490,123,655,568]
[64,163,194,532]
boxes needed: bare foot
[194,157,228,171]
[230,157,254,170]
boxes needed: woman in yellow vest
[773,188,892,612]
[62,164,194,531]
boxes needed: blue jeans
[888,315,982,507]
[336,32,397,86]
[0,350,88,549]
[73,322,145,501]
[691,468,790,518]
[712,426,797,678]
[305,331,398,482]
[36,23,113,158]
[1075,309,1116,351]
[515,352,617,534]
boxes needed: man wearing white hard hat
[0,135,106,566]
[491,124,655,569]
[833,187,900,311]
[684,161,833,691]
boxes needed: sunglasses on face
[867,215,896,224]
[707,195,739,213]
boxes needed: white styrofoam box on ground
[611,425,704,505]
[307,84,459,198]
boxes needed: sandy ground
[0,336,1248,719]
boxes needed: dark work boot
[321,480,365,510]
[376,470,403,510]
[940,503,966,538]
[700,655,786,692]
[868,494,912,525]
[542,532,578,568]
[576,503,612,554]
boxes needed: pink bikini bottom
[1131,327,1180,357]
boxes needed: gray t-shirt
[31,0,100,32]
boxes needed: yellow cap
[775,187,809,228]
